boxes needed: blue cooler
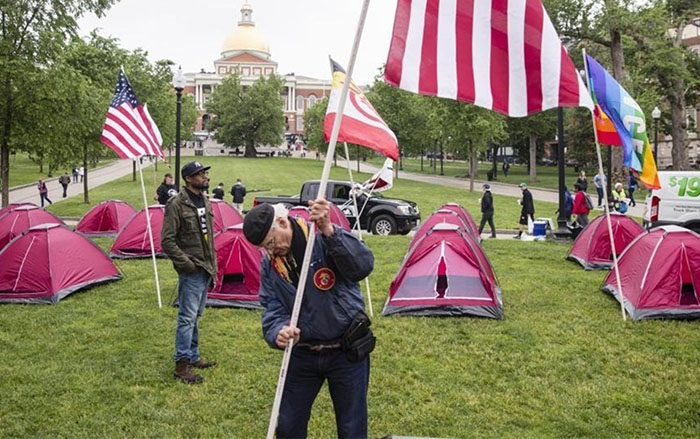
[533,220,547,237]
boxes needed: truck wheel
[371,215,396,236]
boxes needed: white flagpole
[582,49,626,321]
[343,142,374,317]
[266,1,372,437]
[137,159,163,308]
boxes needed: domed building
[184,2,330,142]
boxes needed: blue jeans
[173,268,210,363]
[596,187,604,207]
[277,347,370,439]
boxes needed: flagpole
[582,49,626,321]
[266,1,372,437]
[137,159,163,308]
[343,142,374,317]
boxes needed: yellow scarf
[271,217,309,284]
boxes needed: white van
[644,171,700,233]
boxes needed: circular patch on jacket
[313,268,336,291]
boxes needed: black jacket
[156,183,177,205]
[230,183,246,203]
[576,177,588,191]
[521,189,535,216]
[481,191,494,214]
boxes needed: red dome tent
[383,223,503,318]
[110,205,166,259]
[602,226,700,320]
[437,203,479,238]
[0,224,122,304]
[568,213,644,270]
[76,200,137,236]
[207,224,264,308]
[288,204,351,230]
[0,205,64,249]
[0,202,36,218]
[410,209,475,250]
[209,199,243,234]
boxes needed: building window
[296,115,304,131]
[242,67,250,76]
[218,66,226,74]
[296,95,304,111]
[308,95,317,107]
[253,68,262,76]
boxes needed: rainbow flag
[594,104,622,146]
[585,55,660,189]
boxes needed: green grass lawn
[1,235,698,438]
[48,157,565,230]
[369,157,650,201]
[4,152,117,189]
[2,157,686,438]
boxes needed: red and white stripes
[385,0,593,117]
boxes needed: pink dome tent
[110,205,165,259]
[410,209,476,250]
[207,224,264,308]
[437,203,479,238]
[383,223,503,318]
[568,213,644,270]
[602,226,700,320]
[209,199,243,234]
[0,202,37,218]
[0,224,122,304]
[0,205,64,249]
[76,200,137,236]
[288,204,351,230]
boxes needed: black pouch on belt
[341,310,376,362]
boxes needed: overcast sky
[78,0,398,85]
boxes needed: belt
[296,342,342,352]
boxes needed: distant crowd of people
[155,172,246,212]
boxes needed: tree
[506,111,557,183]
[302,96,329,154]
[0,0,115,207]
[205,74,285,157]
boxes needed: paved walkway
[8,159,154,206]
[325,156,647,218]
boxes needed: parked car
[644,171,700,233]
[253,180,421,235]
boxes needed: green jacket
[161,190,217,277]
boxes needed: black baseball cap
[181,161,211,179]
[243,203,275,246]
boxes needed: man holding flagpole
[161,161,218,384]
[243,199,375,438]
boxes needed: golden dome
[221,3,270,56]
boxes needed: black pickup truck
[253,180,420,235]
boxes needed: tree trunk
[1,76,12,208]
[244,140,256,158]
[39,160,43,173]
[669,87,688,170]
[83,147,89,204]
[469,141,475,192]
[529,133,537,183]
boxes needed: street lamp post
[554,107,571,241]
[172,66,185,189]
[652,106,661,165]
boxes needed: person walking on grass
[502,160,510,177]
[230,178,246,213]
[478,184,496,238]
[576,170,588,192]
[161,161,218,385]
[594,171,606,208]
[572,183,591,227]
[243,201,375,439]
[58,172,71,198]
[212,182,225,201]
[78,166,84,183]
[515,182,534,239]
[37,179,52,207]
[72,167,79,183]
[627,170,638,207]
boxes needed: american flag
[101,69,164,159]
[384,0,593,117]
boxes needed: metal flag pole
[582,49,626,321]
[137,159,163,308]
[265,1,372,437]
[343,141,374,317]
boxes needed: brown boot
[173,359,204,384]
[190,359,217,369]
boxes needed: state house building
[183,2,330,139]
